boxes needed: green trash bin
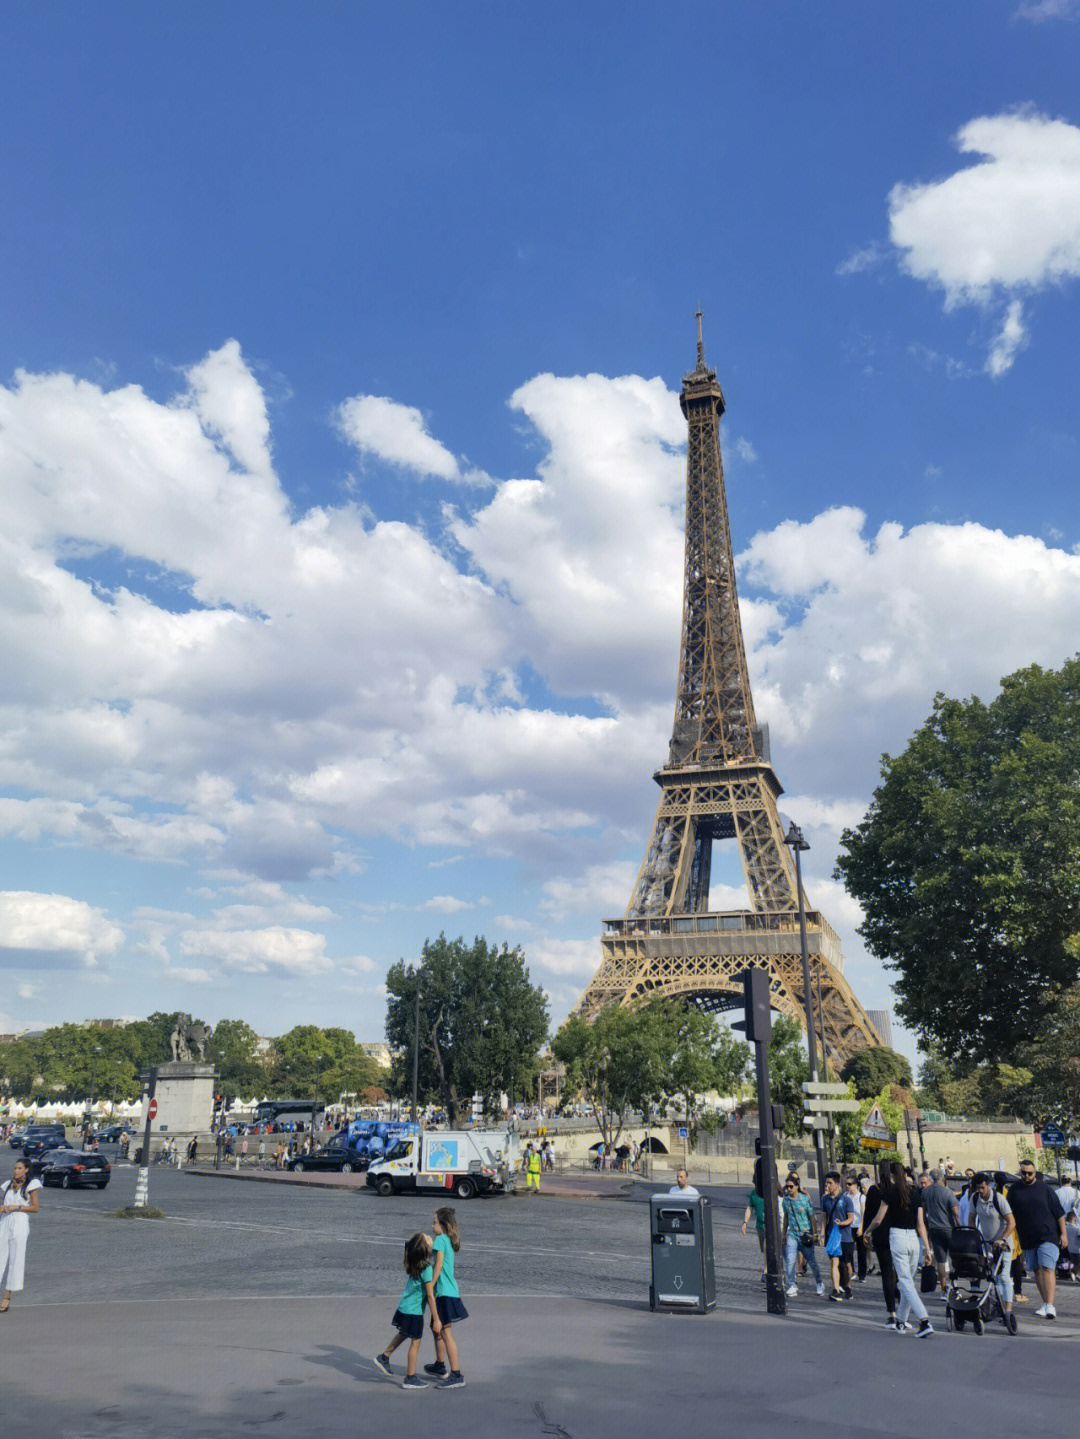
[649,1192,716,1312]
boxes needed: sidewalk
[183,1163,634,1199]
[4,1291,1074,1439]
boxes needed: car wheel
[96,1182,109,1190]
[341,1162,354,1174]
[292,1161,304,1173]
[376,1176,394,1197]
[454,1177,475,1200]
[61,1172,72,1189]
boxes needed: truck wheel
[454,1177,475,1200]
[376,1176,394,1196]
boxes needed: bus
[252,1100,321,1132]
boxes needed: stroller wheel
[1006,1311,1018,1335]
[945,1308,955,1332]
[973,1314,984,1336]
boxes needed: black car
[7,1131,26,1149]
[11,1123,65,1152]
[96,1125,129,1144]
[288,1138,367,1174]
[22,1135,74,1170]
[38,1149,111,1189]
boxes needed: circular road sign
[148,1098,158,1121]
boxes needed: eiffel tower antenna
[574,316,881,1064]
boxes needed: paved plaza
[4,1159,1076,1438]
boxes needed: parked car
[38,1149,111,1190]
[7,1130,27,1149]
[23,1135,74,1170]
[14,1123,66,1152]
[288,1138,368,1174]
[96,1125,129,1144]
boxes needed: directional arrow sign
[802,1097,860,1112]
[803,1115,831,1129]
[802,1082,850,1096]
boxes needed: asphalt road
[5,1157,1076,1438]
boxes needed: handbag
[919,1260,938,1293]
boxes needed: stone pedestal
[141,1062,215,1143]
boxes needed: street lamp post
[87,1045,102,1142]
[411,972,421,1124]
[783,822,828,1207]
[312,1055,323,1148]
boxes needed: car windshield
[384,1140,413,1161]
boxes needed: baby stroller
[944,1227,1017,1335]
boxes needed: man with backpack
[971,1173,1017,1327]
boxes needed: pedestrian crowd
[758,1158,1078,1335]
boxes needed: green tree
[836,659,1080,1067]
[840,1046,913,1099]
[645,1001,751,1122]
[209,1019,266,1096]
[766,1014,810,1139]
[1018,984,1080,1130]
[915,1043,953,1110]
[268,1025,376,1102]
[384,935,549,1126]
[837,1085,905,1163]
[552,1004,673,1149]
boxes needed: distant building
[82,1017,138,1029]
[360,1042,393,1070]
[867,1009,893,1048]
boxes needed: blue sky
[2,3,1078,1058]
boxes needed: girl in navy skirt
[424,1206,469,1389]
[373,1232,442,1390]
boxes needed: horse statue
[169,1013,213,1064]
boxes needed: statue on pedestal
[169,1013,213,1064]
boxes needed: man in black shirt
[1008,1161,1068,1319]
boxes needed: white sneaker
[816,1283,825,1296]
[1034,1303,1050,1317]
[1043,1304,1057,1320]
[785,1285,798,1297]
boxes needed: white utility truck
[365,1129,519,1199]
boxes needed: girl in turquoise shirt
[424,1206,469,1389]
[374,1233,442,1390]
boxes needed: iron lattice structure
[575,316,881,1065]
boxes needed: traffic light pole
[785,825,827,1208]
[743,968,786,1317]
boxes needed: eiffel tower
[575,315,881,1065]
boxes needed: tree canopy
[840,1046,913,1099]
[836,659,1080,1067]
[384,934,549,1126]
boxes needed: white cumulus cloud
[0,892,123,968]
[336,394,461,480]
[888,110,1080,373]
[179,926,334,977]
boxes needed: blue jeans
[784,1231,822,1288]
[889,1228,928,1325]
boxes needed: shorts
[432,1295,469,1325]
[928,1228,952,1265]
[1023,1242,1060,1273]
[391,1309,424,1340]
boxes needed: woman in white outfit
[0,1158,42,1310]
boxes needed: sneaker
[882,1316,898,1328]
[842,1286,853,1301]
[441,1372,466,1389]
[916,1319,935,1337]
[373,1354,393,1378]
[894,1320,912,1333]
[815,1283,825,1296]
[402,1375,428,1390]
[423,1361,448,1377]
[785,1285,799,1297]
[1043,1304,1057,1320]
[829,1290,844,1302]
[1034,1303,1050,1317]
